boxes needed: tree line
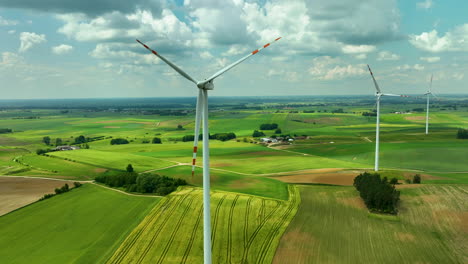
[353,172,400,214]
[0,128,12,134]
[457,128,468,139]
[181,133,236,142]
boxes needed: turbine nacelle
[197,80,214,90]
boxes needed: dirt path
[363,137,372,142]
[267,145,310,156]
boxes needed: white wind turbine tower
[367,65,410,172]
[137,37,281,264]
[424,74,436,135]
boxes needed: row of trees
[259,123,278,130]
[353,172,400,214]
[181,133,236,142]
[0,128,12,134]
[110,138,129,145]
[95,170,186,195]
[39,182,82,201]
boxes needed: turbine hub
[197,80,214,90]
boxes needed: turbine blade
[382,93,411,97]
[191,89,203,178]
[204,37,282,83]
[367,65,381,94]
[136,39,197,85]
[429,74,433,92]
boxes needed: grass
[48,149,176,172]
[107,185,300,264]
[0,184,160,264]
[273,184,467,264]
[156,165,289,200]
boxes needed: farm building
[55,145,80,151]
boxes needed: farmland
[0,95,467,263]
[0,183,159,264]
[273,184,467,264]
[107,185,300,264]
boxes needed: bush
[36,149,49,155]
[152,137,162,144]
[110,138,129,145]
[457,128,468,139]
[182,135,195,142]
[0,128,12,134]
[252,130,265,137]
[413,174,421,184]
[73,182,82,188]
[126,164,134,173]
[389,178,398,185]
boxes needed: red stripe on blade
[275,37,281,41]
[263,43,270,48]
[152,50,158,55]
[193,146,198,153]
[252,49,259,55]
[192,159,196,165]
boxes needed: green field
[274,184,467,263]
[0,184,160,264]
[0,97,467,263]
[107,185,300,264]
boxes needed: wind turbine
[424,74,436,135]
[367,65,409,172]
[137,37,281,264]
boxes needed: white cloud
[52,44,73,55]
[420,56,440,63]
[394,64,425,71]
[19,32,46,53]
[8,30,15,34]
[354,54,367,60]
[199,51,213,60]
[308,56,366,80]
[342,45,376,54]
[417,0,433,9]
[0,15,18,26]
[409,25,468,52]
[221,45,249,57]
[377,51,400,61]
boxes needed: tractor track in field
[211,194,227,250]
[109,197,174,264]
[255,186,298,264]
[157,194,197,264]
[136,192,193,264]
[260,199,266,223]
[244,197,253,248]
[240,200,282,263]
[181,205,203,264]
[227,195,240,263]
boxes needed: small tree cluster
[95,172,186,195]
[74,135,87,144]
[110,138,129,145]
[39,182,82,201]
[0,128,12,134]
[362,112,377,117]
[412,174,421,184]
[353,172,400,214]
[252,130,265,137]
[43,136,51,145]
[457,128,468,139]
[152,137,162,144]
[259,123,278,130]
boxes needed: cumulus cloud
[409,25,468,52]
[308,56,366,80]
[0,15,18,25]
[420,56,440,63]
[377,51,400,61]
[0,0,163,17]
[417,0,433,9]
[394,64,425,71]
[52,44,73,54]
[19,32,46,53]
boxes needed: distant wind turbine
[137,37,281,264]
[424,74,437,135]
[367,65,410,172]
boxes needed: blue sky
[0,0,466,99]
